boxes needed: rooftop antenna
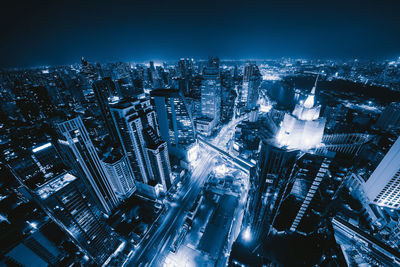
[311,73,319,95]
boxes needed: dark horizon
[2,0,400,68]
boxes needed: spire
[310,74,319,95]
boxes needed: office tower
[33,172,120,265]
[143,127,172,190]
[57,117,119,214]
[92,78,120,143]
[242,63,261,109]
[177,58,194,96]
[276,76,326,151]
[318,133,373,159]
[363,136,400,209]
[110,97,171,197]
[109,100,155,184]
[103,153,136,199]
[150,89,196,159]
[220,69,237,122]
[198,57,221,136]
[246,139,298,240]
[376,102,400,130]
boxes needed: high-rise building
[33,172,120,265]
[103,153,136,199]
[220,69,237,123]
[177,58,194,96]
[110,96,171,197]
[363,136,400,209]
[242,63,261,109]
[375,102,400,130]
[287,153,333,232]
[318,133,373,159]
[246,139,298,240]
[143,127,172,191]
[198,57,221,136]
[57,117,119,214]
[276,77,326,151]
[92,78,120,143]
[150,89,196,159]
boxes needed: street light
[243,227,251,242]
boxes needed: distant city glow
[262,74,281,81]
[32,142,52,153]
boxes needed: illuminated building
[150,89,196,160]
[110,99,157,184]
[57,117,120,214]
[242,62,261,109]
[199,57,221,136]
[177,58,194,96]
[317,133,373,159]
[103,153,136,199]
[363,136,400,209]
[110,96,171,198]
[143,127,172,190]
[220,69,237,122]
[33,172,120,265]
[276,77,326,151]
[92,78,120,143]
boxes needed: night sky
[1,0,400,67]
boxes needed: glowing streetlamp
[243,226,251,242]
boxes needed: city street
[127,150,215,266]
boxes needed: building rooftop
[35,172,77,199]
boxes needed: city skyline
[2,1,400,266]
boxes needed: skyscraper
[92,78,120,143]
[110,96,171,197]
[242,62,261,109]
[198,57,221,136]
[103,153,136,199]
[57,117,119,214]
[287,153,333,232]
[33,172,120,265]
[150,89,196,159]
[276,77,326,151]
[363,136,400,209]
[177,58,194,96]
[246,139,298,240]
[143,127,172,191]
